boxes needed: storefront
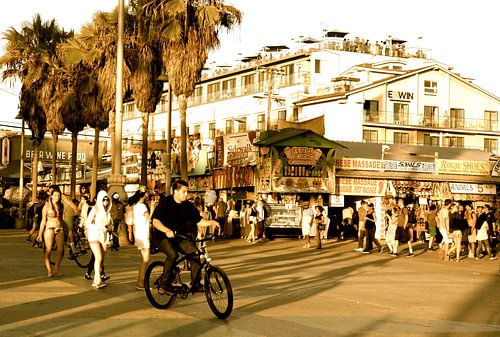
[254,128,345,236]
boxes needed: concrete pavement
[0,229,499,337]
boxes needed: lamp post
[107,0,127,200]
[15,112,25,229]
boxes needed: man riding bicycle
[151,180,219,293]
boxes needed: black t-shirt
[151,195,201,240]
[365,212,376,230]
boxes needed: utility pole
[266,68,275,130]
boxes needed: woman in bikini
[36,187,65,277]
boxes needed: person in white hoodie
[86,191,113,289]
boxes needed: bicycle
[144,234,233,319]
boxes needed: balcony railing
[364,111,499,132]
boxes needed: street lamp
[15,112,25,228]
[381,144,390,171]
[157,73,172,195]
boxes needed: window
[363,100,379,122]
[208,122,215,139]
[242,74,255,94]
[424,80,437,95]
[189,86,203,105]
[225,119,233,134]
[207,82,221,102]
[171,128,177,138]
[314,59,321,74]
[450,108,465,128]
[278,109,287,121]
[484,138,498,153]
[193,124,201,135]
[222,79,236,98]
[393,132,409,144]
[292,107,299,122]
[363,130,378,143]
[257,113,265,130]
[123,102,137,120]
[394,103,409,124]
[423,106,439,127]
[281,64,295,86]
[484,110,498,131]
[443,136,464,148]
[236,117,247,132]
[423,134,439,146]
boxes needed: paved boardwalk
[0,229,499,337]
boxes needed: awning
[255,128,346,149]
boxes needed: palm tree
[0,14,71,201]
[74,9,133,198]
[129,0,164,187]
[148,0,242,180]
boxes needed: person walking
[110,192,125,251]
[384,207,398,254]
[426,204,438,251]
[393,199,410,257]
[354,201,367,252]
[61,194,79,259]
[464,204,477,258]
[476,205,497,260]
[301,204,314,248]
[36,186,64,277]
[313,205,325,249]
[362,203,382,253]
[437,199,453,261]
[449,203,466,262]
[130,190,150,290]
[85,191,113,289]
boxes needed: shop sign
[216,132,257,167]
[284,147,322,166]
[214,166,254,189]
[387,90,414,102]
[436,159,489,176]
[271,176,332,193]
[336,158,382,171]
[383,160,435,173]
[329,194,344,207]
[449,183,497,195]
[336,178,386,196]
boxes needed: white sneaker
[354,248,363,252]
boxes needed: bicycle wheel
[144,261,176,309]
[74,235,92,268]
[204,266,233,319]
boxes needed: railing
[364,111,499,132]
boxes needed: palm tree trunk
[51,132,58,185]
[178,94,188,181]
[70,131,78,200]
[140,111,149,187]
[91,127,100,200]
[31,142,40,203]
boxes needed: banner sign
[284,147,322,166]
[336,158,383,171]
[449,183,497,195]
[271,176,333,193]
[215,132,257,167]
[383,160,436,173]
[336,178,386,196]
[436,159,490,176]
[492,160,500,177]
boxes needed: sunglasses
[103,198,110,201]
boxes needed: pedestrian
[426,204,438,251]
[130,190,150,290]
[85,191,113,289]
[151,179,219,293]
[314,205,325,249]
[247,202,258,243]
[464,204,477,258]
[393,199,412,257]
[301,204,314,248]
[384,208,398,254]
[110,192,124,251]
[61,194,79,259]
[26,192,47,245]
[362,203,382,253]
[354,201,367,252]
[36,186,64,277]
[437,199,453,261]
[476,205,497,260]
[214,196,227,237]
[449,203,466,262]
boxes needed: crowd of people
[347,198,499,262]
[24,183,498,292]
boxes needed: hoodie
[86,190,113,230]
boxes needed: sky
[1,0,499,129]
